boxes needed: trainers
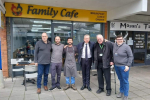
[117,92,123,98]
[37,88,41,94]
[63,84,70,90]
[123,96,128,100]
[71,84,77,90]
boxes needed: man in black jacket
[94,34,113,96]
[77,34,94,91]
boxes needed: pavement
[0,66,150,100]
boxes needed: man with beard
[49,36,64,90]
[94,34,113,96]
[34,33,51,94]
[63,37,78,90]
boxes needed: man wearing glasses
[113,35,133,100]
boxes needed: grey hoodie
[113,43,133,67]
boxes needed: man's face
[55,37,61,44]
[84,36,90,43]
[67,39,73,45]
[97,35,104,44]
[116,37,123,45]
[42,33,48,42]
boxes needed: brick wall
[104,22,108,39]
[0,16,9,77]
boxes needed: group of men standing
[34,32,133,100]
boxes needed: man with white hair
[77,34,94,91]
[94,34,113,96]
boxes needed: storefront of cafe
[1,2,108,77]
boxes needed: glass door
[133,32,146,65]
[51,23,73,44]
[146,33,150,65]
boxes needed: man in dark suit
[94,34,113,96]
[77,34,94,91]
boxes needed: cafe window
[73,22,101,45]
[12,18,51,61]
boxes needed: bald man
[34,33,51,94]
[49,36,64,90]
[94,34,113,96]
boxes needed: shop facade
[1,2,108,77]
[110,21,150,66]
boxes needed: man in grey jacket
[34,33,51,94]
[113,35,133,100]
[49,36,64,90]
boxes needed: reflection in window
[109,31,133,51]
[12,18,51,61]
[73,22,101,45]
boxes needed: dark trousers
[50,63,62,88]
[97,64,111,90]
[37,64,50,88]
[81,58,92,87]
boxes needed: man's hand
[105,39,108,42]
[64,45,68,48]
[110,62,114,65]
[35,63,38,66]
[124,66,129,72]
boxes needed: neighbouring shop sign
[110,22,150,31]
[5,2,107,23]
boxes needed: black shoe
[57,86,61,89]
[80,85,86,90]
[106,90,111,96]
[87,86,92,91]
[96,89,104,94]
[49,87,56,90]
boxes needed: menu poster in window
[134,34,145,49]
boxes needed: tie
[85,44,88,61]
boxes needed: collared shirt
[81,43,91,58]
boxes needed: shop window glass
[147,33,150,60]
[109,31,133,50]
[12,18,51,61]
[73,22,101,45]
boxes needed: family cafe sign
[5,2,107,23]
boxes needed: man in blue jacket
[77,34,94,91]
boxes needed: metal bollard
[0,70,5,88]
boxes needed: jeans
[65,77,75,84]
[37,64,50,88]
[114,65,130,96]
